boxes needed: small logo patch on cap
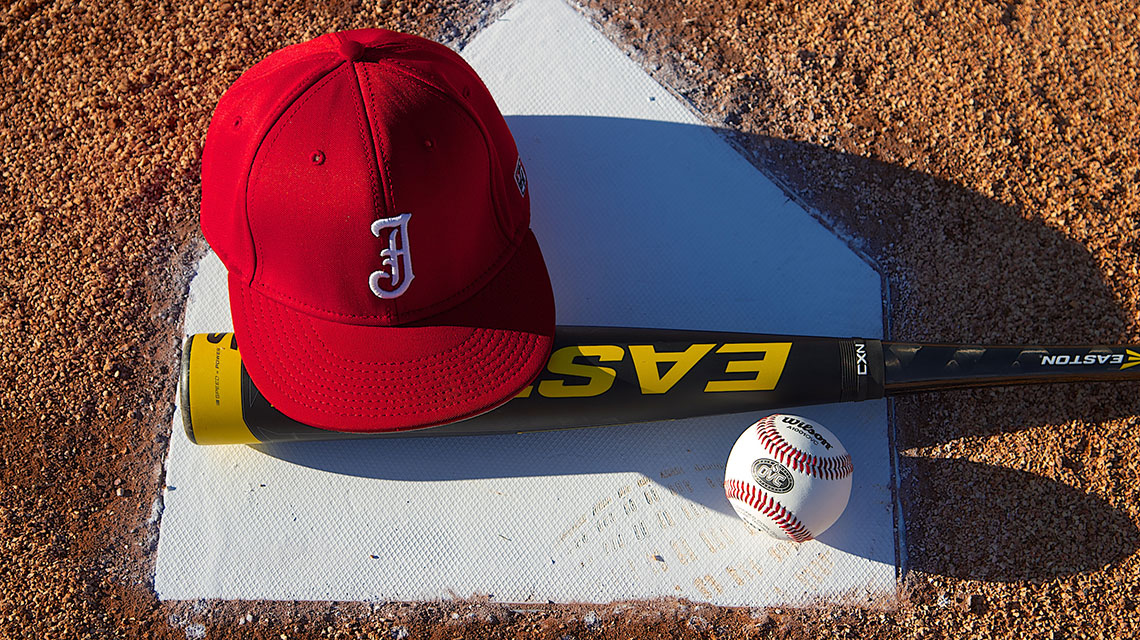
[514,157,527,198]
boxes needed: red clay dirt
[2,0,1139,638]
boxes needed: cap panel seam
[352,60,394,211]
[352,59,401,322]
[380,57,520,246]
[225,52,341,282]
[247,61,351,286]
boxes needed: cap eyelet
[233,116,242,128]
[311,150,325,165]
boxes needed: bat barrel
[881,343,1140,394]
[180,328,880,444]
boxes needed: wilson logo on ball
[751,459,794,494]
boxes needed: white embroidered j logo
[369,213,414,299]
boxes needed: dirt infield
[2,0,1138,638]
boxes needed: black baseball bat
[180,327,1140,445]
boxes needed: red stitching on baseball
[754,418,854,480]
[723,479,813,542]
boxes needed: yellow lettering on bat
[704,342,792,393]
[538,345,625,397]
[629,344,716,394]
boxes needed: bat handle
[881,342,1140,393]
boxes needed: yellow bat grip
[180,333,259,445]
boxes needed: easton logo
[514,342,792,399]
[1124,350,1140,370]
[751,459,794,494]
[1039,353,1126,367]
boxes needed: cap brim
[228,230,555,433]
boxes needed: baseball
[723,414,853,542]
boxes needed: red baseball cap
[199,29,555,433]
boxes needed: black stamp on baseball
[751,458,794,494]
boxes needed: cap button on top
[339,39,365,62]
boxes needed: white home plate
[155,0,901,607]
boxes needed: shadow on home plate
[252,115,1130,578]
[253,415,754,515]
